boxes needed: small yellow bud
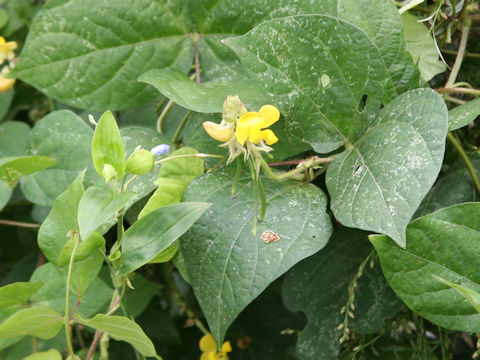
[0,66,15,93]
[203,121,234,142]
[125,147,154,175]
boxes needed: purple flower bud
[150,144,170,156]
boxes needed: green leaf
[91,111,125,181]
[0,90,14,121]
[38,172,85,265]
[448,97,480,131]
[326,88,448,247]
[417,153,480,216]
[0,121,30,157]
[283,228,401,360]
[24,349,62,360]
[433,275,480,313]
[180,171,332,345]
[77,186,135,240]
[225,15,391,154]
[30,263,112,319]
[148,244,178,264]
[0,179,11,211]
[13,0,193,111]
[402,13,446,81]
[371,203,480,332]
[119,202,211,275]
[20,110,98,206]
[0,307,63,340]
[0,155,56,188]
[58,231,105,267]
[138,147,204,219]
[75,314,160,358]
[123,274,161,318]
[139,68,269,113]
[0,282,43,309]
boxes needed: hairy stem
[156,99,174,133]
[172,110,193,144]
[445,22,470,89]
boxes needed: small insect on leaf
[261,230,280,244]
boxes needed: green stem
[445,22,470,89]
[257,175,267,221]
[442,49,480,59]
[436,87,480,96]
[172,110,193,144]
[156,99,174,133]
[248,159,259,235]
[65,234,81,358]
[447,132,480,196]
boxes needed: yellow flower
[199,334,232,360]
[236,105,279,145]
[0,36,17,65]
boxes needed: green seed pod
[125,147,154,175]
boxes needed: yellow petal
[247,121,264,144]
[203,121,234,142]
[261,129,278,145]
[258,105,280,127]
[0,37,5,45]
[0,78,15,93]
[201,353,209,360]
[236,112,261,145]
[221,341,232,354]
[199,334,218,352]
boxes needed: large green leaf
[119,202,211,275]
[13,0,193,111]
[77,186,135,240]
[448,98,480,131]
[0,307,63,340]
[0,121,30,157]
[226,16,388,154]
[180,171,332,345]
[75,314,160,358]
[139,68,269,113]
[20,110,97,206]
[283,228,401,360]
[402,13,446,81]
[0,155,56,188]
[326,89,447,247]
[0,282,43,309]
[371,203,480,332]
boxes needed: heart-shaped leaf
[180,171,332,344]
[326,88,447,247]
[371,203,480,332]
[13,0,193,110]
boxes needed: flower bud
[102,163,117,183]
[126,147,154,175]
[222,95,247,123]
[203,121,234,142]
[150,144,170,156]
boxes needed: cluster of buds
[203,96,279,164]
[0,36,17,93]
